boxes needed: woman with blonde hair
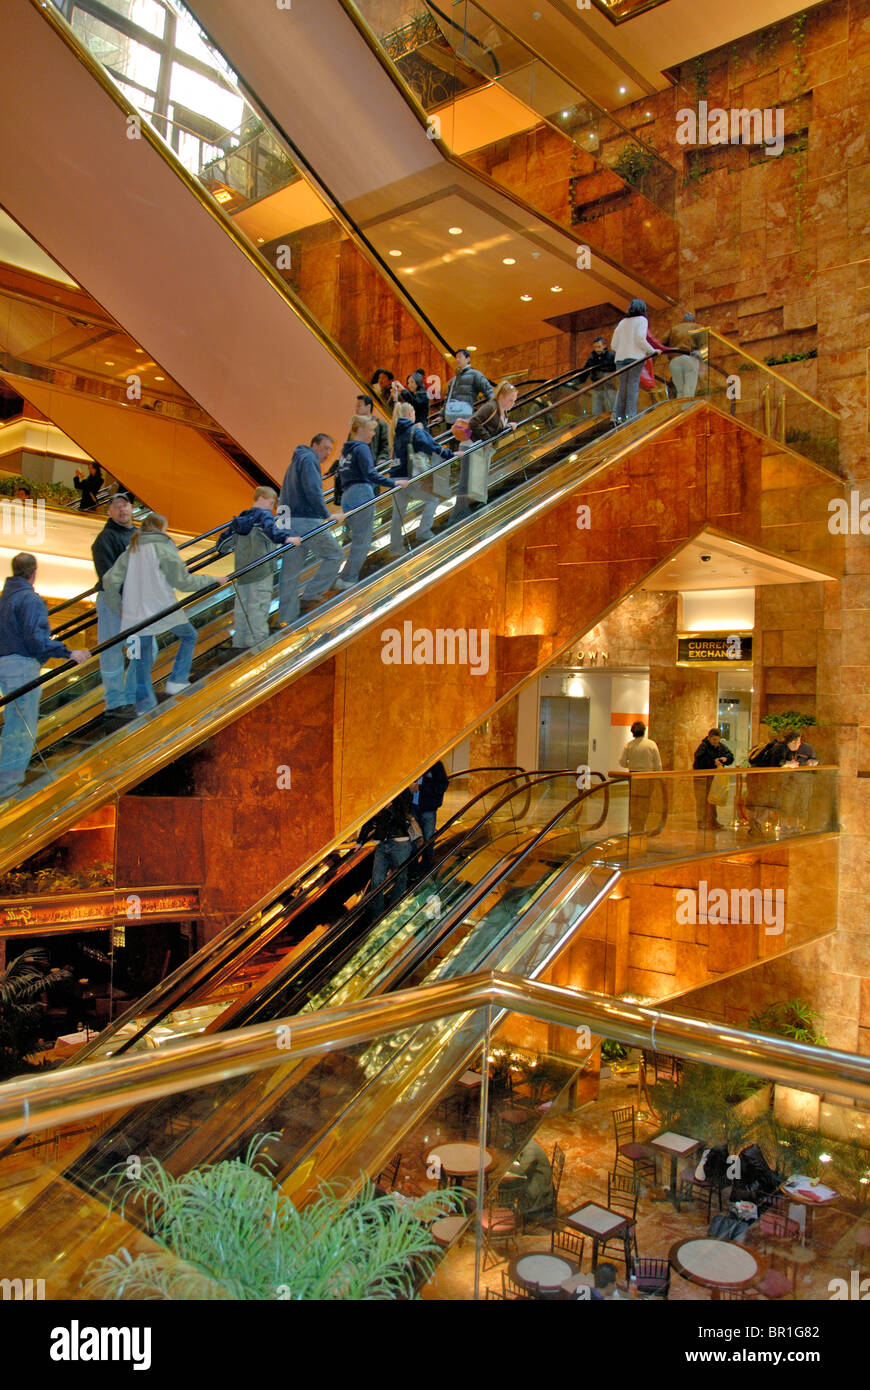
[453,378,518,521]
[334,414,409,588]
[102,512,214,713]
[388,401,455,558]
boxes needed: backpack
[748,739,779,767]
[707,1214,755,1242]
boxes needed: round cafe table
[509,1250,578,1299]
[426,1143,493,1186]
[670,1238,764,1300]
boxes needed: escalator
[0,358,689,867]
[0,768,627,1284]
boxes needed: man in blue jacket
[0,553,88,798]
[277,434,343,623]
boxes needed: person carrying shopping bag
[388,403,455,558]
[610,299,657,425]
[452,380,518,522]
[102,513,215,714]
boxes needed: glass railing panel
[356,0,677,219]
[700,330,841,473]
[2,972,868,1305]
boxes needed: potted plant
[86,1136,463,1300]
[748,997,826,1047]
[0,947,70,1080]
[759,711,818,740]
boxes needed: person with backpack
[277,435,342,623]
[387,403,455,557]
[102,513,215,713]
[358,789,420,920]
[334,415,408,589]
[218,487,300,648]
[442,348,493,426]
[692,726,734,831]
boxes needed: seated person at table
[591,1263,621,1300]
[510,1138,554,1217]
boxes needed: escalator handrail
[63,766,547,1063]
[6,363,641,711]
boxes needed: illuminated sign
[0,886,200,936]
[676,633,752,665]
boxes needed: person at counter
[692,727,734,831]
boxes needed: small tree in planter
[86,1137,464,1300]
[649,1062,765,1153]
[748,998,826,1047]
[759,711,817,739]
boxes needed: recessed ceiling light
[502,256,516,265]
[467,345,477,351]
[550,285,563,293]
[104,360,115,366]
[619,86,627,95]
[645,111,652,118]
[256,237,264,244]
[448,226,463,235]
[388,249,402,256]
[134,348,144,354]
[521,294,532,301]
[561,110,570,118]
[154,375,165,382]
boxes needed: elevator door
[539,696,590,772]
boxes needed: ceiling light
[561,110,570,118]
[619,86,627,95]
[256,237,264,244]
[154,375,165,382]
[550,285,563,293]
[134,348,144,354]
[502,256,516,265]
[388,249,402,256]
[104,360,115,366]
[521,294,532,301]
[645,111,652,118]
[448,226,463,235]
[467,345,477,351]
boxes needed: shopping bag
[466,446,489,502]
[708,773,730,807]
[639,357,655,392]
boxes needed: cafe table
[509,1250,578,1299]
[780,1175,838,1245]
[649,1131,702,1209]
[426,1142,494,1188]
[566,1202,633,1268]
[669,1237,764,1300]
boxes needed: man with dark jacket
[692,727,734,831]
[409,761,449,873]
[278,434,343,623]
[359,790,418,919]
[578,336,617,418]
[92,492,136,717]
[0,553,88,798]
[442,349,493,423]
[219,487,300,647]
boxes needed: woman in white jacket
[610,298,656,426]
[102,513,213,714]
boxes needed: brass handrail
[1,967,868,1143]
[704,327,839,420]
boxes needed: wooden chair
[611,1105,656,1187]
[501,1271,534,1301]
[552,1226,586,1265]
[600,1172,639,1267]
[631,1255,671,1300]
[375,1152,402,1193]
[480,1191,522,1270]
[485,1286,506,1299]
